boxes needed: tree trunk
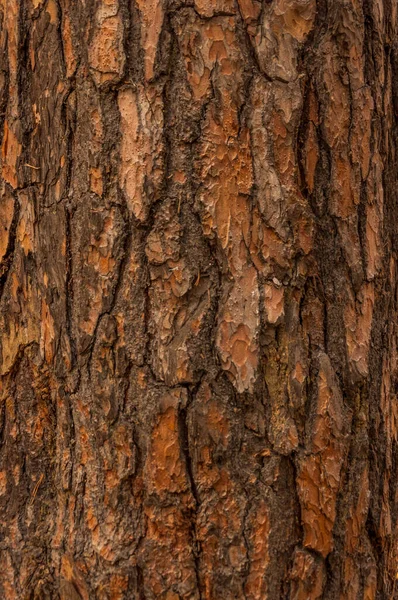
[0,0,397,598]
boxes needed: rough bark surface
[0,0,398,598]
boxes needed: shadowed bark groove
[0,0,397,598]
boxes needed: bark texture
[0,0,398,598]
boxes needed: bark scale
[0,0,397,598]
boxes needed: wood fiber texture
[0,0,398,598]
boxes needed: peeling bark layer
[0,1,398,598]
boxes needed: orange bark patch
[2,0,19,119]
[330,156,356,218]
[89,167,103,196]
[140,389,198,598]
[40,299,55,363]
[290,547,325,600]
[351,87,373,180]
[189,382,248,595]
[17,192,34,255]
[0,551,17,600]
[263,282,285,324]
[107,574,129,600]
[88,1,125,84]
[140,503,198,599]
[60,555,89,600]
[250,0,316,81]
[194,0,235,17]
[237,0,262,22]
[344,282,375,379]
[344,467,369,555]
[0,188,14,262]
[365,156,383,279]
[297,353,350,557]
[196,88,259,391]
[279,0,317,41]
[46,0,58,24]
[135,0,163,81]
[81,209,119,336]
[0,470,7,496]
[217,267,260,393]
[118,86,164,221]
[244,501,270,599]
[145,394,188,496]
[251,210,290,269]
[61,9,78,77]
[1,121,21,188]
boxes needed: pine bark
[0,0,398,598]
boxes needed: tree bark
[0,0,397,598]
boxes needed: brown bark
[0,0,398,598]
